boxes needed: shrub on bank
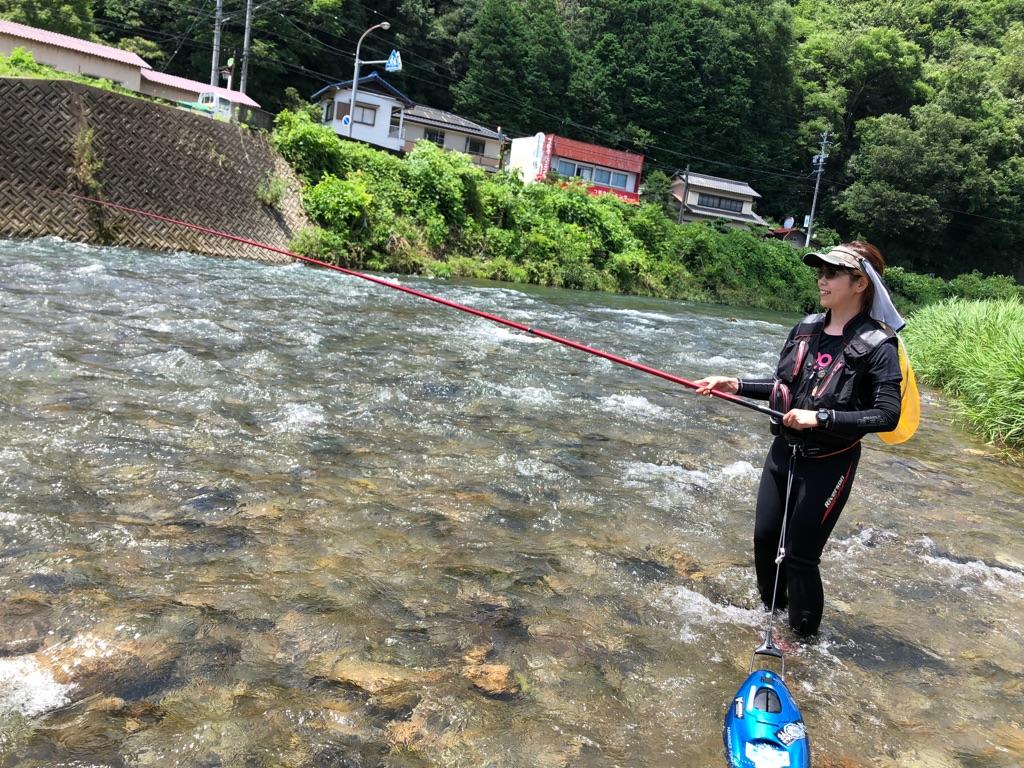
[886,267,1022,312]
[274,109,1019,314]
[904,298,1024,452]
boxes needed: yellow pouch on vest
[878,337,920,445]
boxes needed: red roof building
[508,133,644,204]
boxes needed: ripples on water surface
[0,238,1021,767]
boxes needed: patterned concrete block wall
[0,78,307,263]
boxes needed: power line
[274,14,822,190]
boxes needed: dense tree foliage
[3,0,1023,279]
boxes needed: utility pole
[676,164,690,224]
[210,0,224,87]
[239,0,254,94]
[805,131,831,247]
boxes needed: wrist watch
[816,408,832,429]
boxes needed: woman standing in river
[695,241,904,637]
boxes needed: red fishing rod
[66,193,784,420]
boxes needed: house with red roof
[507,133,644,204]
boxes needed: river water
[0,237,1021,768]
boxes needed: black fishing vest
[774,312,895,451]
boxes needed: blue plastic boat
[723,666,810,768]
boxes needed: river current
[0,237,1021,767]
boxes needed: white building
[507,133,644,203]
[312,72,502,170]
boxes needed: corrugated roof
[310,71,414,106]
[675,171,761,199]
[0,19,150,69]
[404,105,499,139]
[549,135,644,174]
[141,69,261,108]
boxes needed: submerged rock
[461,645,520,698]
[307,654,440,694]
[0,593,53,655]
[0,625,179,717]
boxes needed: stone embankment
[0,78,306,262]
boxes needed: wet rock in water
[240,500,285,520]
[461,645,520,698]
[0,626,180,717]
[616,556,673,584]
[892,746,962,768]
[0,594,53,655]
[457,584,522,629]
[187,486,239,513]
[24,572,68,594]
[307,654,439,694]
[386,709,433,750]
[43,631,179,701]
[647,547,704,579]
[369,688,422,720]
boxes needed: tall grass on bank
[904,298,1024,453]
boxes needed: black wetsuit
[738,312,902,636]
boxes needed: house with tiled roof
[311,72,503,170]
[670,170,768,228]
[403,104,502,171]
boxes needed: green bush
[271,110,347,185]
[289,226,349,265]
[885,266,946,312]
[303,172,372,231]
[0,47,49,76]
[255,174,286,209]
[905,298,1024,452]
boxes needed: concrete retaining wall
[0,77,306,263]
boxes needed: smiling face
[817,265,868,312]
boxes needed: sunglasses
[817,265,856,280]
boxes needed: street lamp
[348,21,391,138]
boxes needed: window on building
[424,128,446,147]
[697,193,743,212]
[611,172,629,189]
[576,165,593,180]
[593,168,611,185]
[556,159,575,177]
[465,137,486,155]
[353,103,376,126]
[323,101,335,123]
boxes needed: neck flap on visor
[858,258,905,332]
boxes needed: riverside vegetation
[8,0,1024,279]
[272,109,1024,454]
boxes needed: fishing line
[64,192,785,420]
